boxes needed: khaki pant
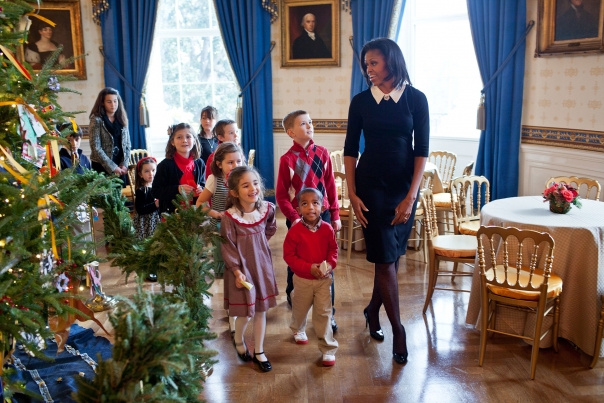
[290,275,338,355]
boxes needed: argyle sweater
[276,140,340,223]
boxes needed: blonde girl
[152,123,205,214]
[198,105,219,164]
[221,166,277,372]
[204,119,239,179]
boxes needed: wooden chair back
[429,150,457,189]
[334,172,364,262]
[545,176,601,200]
[451,175,490,231]
[129,149,150,166]
[248,149,256,167]
[420,188,439,240]
[330,149,345,174]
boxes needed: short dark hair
[296,187,323,204]
[212,119,236,140]
[360,38,411,89]
[56,122,83,139]
[282,110,309,132]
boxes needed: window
[397,0,482,138]
[145,0,238,144]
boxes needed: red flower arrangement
[543,182,582,210]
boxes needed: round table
[466,195,604,356]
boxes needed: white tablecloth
[465,196,604,356]
[424,161,444,193]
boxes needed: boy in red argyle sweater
[276,110,341,332]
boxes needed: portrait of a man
[292,13,331,59]
[555,0,601,41]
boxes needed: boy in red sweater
[283,188,338,366]
[276,109,341,332]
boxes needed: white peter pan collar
[371,83,406,104]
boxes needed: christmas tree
[1,1,217,401]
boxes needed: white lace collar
[371,83,406,104]
[226,201,269,226]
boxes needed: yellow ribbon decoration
[69,118,78,133]
[25,13,57,28]
[0,159,30,184]
[0,45,32,80]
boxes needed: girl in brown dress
[221,166,278,372]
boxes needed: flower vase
[549,199,571,214]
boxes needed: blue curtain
[467,1,527,200]
[100,0,158,150]
[350,0,405,98]
[214,1,274,192]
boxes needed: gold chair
[462,161,474,177]
[129,149,150,166]
[476,225,562,379]
[420,188,477,315]
[590,295,604,368]
[248,149,255,167]
[429,150,457,192]
[334,172,364,263]
[409,170,435,263]
[545,176,601,200]
[329,149,345,174]
[121,165,137,209]
[451,175,490,236]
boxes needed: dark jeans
[286,210,336,314]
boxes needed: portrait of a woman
[25,20,66,69]
[343,37,430,365]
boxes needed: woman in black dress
[343,38,429,364]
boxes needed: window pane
[180,37,212,83]
[163,84,181,112]
[415,0,468,19]
[213,82,239,120]
[413,19,482,138]
[177,0,210,29]
[182,84,213,126]
[158,0,177,29]
[160,38,179,82]
[210,2,218,28]
[213,36,235,82]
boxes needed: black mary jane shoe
[146,273,158,282]
[253,351,272,372]
[393,352,408,364]
[234,342,252,362]
[363,308,384,341]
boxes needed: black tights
[366,259,408,355]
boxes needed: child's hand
[234,270,247,288]
[154,199,159,208]
[179,184,194,194]
[209,210,225,219]
[310,263,324,279]
[194,184,203,196]
[331,219,342,232]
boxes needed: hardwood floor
[91,210,604,403]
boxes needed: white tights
[234,311,267,362]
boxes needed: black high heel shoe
[234,341,251,362]
[363,308,384,341]
[393,352,408,364]
[253,351,272,372]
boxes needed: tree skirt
[8,324,113,403]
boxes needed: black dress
[198,134,217,164]
[344,86,429,263]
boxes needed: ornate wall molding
[272,119,348,133]
[521,125,604,153]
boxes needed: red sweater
[283,220,338,280]
[276,140,340,223]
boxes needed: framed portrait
[536,0,604,56]
[281,0,340,67]
[19,1,86,79]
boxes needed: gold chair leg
[422,255,437,315]
[451,261,459,282]
[589,295,604,368]
[529,303,547,380]
[479,293,490,367]
[553,297,560,353]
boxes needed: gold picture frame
[281,0,340,67]
[19,0,87,79]
[536,0,604,56]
